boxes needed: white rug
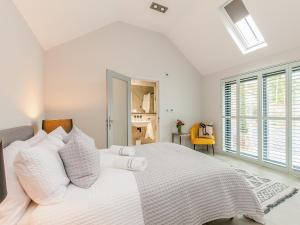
[235,168,298,213]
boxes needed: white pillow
[0,141,31,225]
[14,137,70,205]
[63,126,89,144]
[25,130,47,147]
[49,126,67,140]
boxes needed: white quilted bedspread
[18,143,264,225]
[134,143,264,225]
[19,167,144,225]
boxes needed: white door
[107,70,131,147]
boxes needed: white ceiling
[12,0,300,75]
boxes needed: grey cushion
[59,128,100,188]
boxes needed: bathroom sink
[132,121,150,128]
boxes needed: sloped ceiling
[12,0,300,75]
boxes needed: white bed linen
[18,144,264,225]
[17,203,38,225]
[19,163,144,225]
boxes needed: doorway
[107,70,159,147]
[131,79,159,145]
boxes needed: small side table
[172,132,191,145]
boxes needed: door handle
[107,117,113,129]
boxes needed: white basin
[132,121,150,128]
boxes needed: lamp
[42,119,73,134]
[0,140,7,203]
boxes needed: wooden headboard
[42,119,73,134]
[0,126,34,148]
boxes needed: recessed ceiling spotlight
[150,2,168,13]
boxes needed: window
[240,76,258,158]
[262,70,287,166]
[223,81,237,153]
[222,61,300,175]
[221,0,267,54]
[292,66,300,170]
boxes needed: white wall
[202,47,300,152]
[0,0,44,130]
[44,22,203,148]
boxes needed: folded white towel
[113,156,148,172]
[100,153,148,171]
[109,145,136,156]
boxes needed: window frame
[221,61,300,177]
[261,66,288,167]
[239,75,259,159]
[289,62,300,173]
[220,0,267,54]
[222,80,238,153]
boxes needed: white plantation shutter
[292,121,300,170]
[223,118,237,152]
[262,71,286,117]
[222,61,300,175]
[292,66,300,117]
[292,66,300,170]
[239,77,258,158]
[223,81,237,153]
[263,120,286,165]
[223,81,237,116]
[262,70,286,166]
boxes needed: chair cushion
[192,137,215,145]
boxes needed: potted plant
[176,119,185,134]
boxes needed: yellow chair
[190,123,215,155]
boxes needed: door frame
[131,77,160,142]
[106,69,131,147]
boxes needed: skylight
[221,0,267,54]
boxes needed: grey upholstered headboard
[0,126,34,148]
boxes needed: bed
[1,126,264,225]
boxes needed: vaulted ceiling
[12,0,300,75]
